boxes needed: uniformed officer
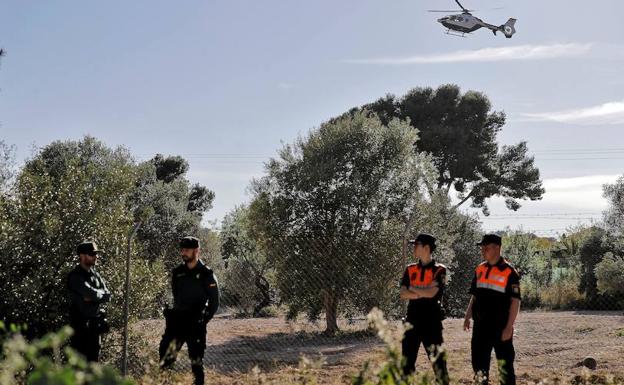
[67,241,111,362]
[399,233,450,384]
[159,236,219,385]
[464,234,521,385]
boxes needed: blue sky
[1,0,623,235]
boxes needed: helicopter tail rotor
[500,18,517,38]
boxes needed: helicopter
[428,0,516,38]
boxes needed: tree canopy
[347,84,545,214]
[249,111,430,333]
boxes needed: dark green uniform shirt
[171,260,220,322]
[67,265,110,321]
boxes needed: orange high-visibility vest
[474,261,513,293]
[407,263,445,289]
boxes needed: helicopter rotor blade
[427,10,464,12]
[455,0,468,11]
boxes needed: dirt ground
[128,311,624,384]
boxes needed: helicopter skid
[445,29,467,37]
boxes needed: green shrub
[0,323,133,385]
[540,278,585,310]
[352,308,445,385]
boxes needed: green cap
[180,236,200,249]
[77,241,102,255]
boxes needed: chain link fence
[99,236,624,379]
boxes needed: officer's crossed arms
[400,280,440,300]
[67,241,111,363]
[73,280,110,304]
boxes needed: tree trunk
[253,274,272,317]
[323,289,339,335]
[453,188,476,209]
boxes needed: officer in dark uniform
[67,241,111,362]
[464,234,521,385]
[159,236,219,385]
[399,233,450,384]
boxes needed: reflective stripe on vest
[476,282,506,293]
[475,262,512,293]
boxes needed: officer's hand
[463,317,471,332]
[501,326,513,341]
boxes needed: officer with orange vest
[399,233,450,384]
[464,234,521,385]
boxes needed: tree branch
[453,188,476,209]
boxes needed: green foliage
[133,156,214,268]
[0,324,133,385]
[352,308,410,385]
[500,224,623,310]
[578,227,610,304]
[0,137,213,338]
[502,231,546,276]
[595,253,624,296]
[0,140,16,191]
[503,231,556,289]
[0,137,138,336]
[405,193,482,318]
[151,154,189,183]
[220,205,274,317]
[352,308,444,385]
[250,111,428,333]
[502,228,591,310]
[348,84,544,214]
[539,271,584,310]
[603,176,624,236]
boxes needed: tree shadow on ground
[173,329,381,374]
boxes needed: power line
[484,217,599,220]
[485,212,602,217]
[483,228,583,234]
[537,157,624,161]
[531,147,624,153]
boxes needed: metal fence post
[122,222,141,376]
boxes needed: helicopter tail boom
[482,18,517,38]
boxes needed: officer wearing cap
[159,236,220,385]
[399,233,450,384]
[66,241,111,362]
[464,234,521,385]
